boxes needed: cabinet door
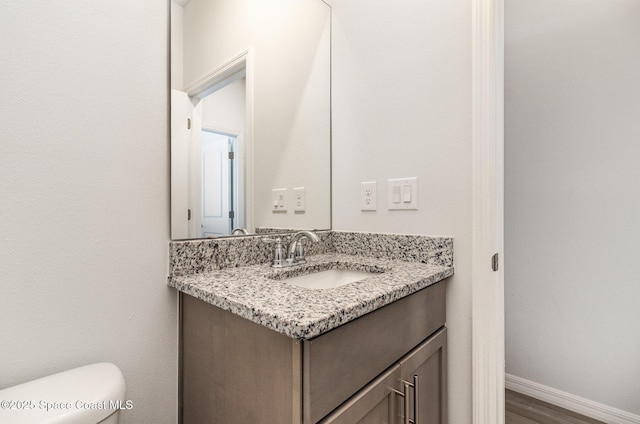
[398,328,447,424]
[180,295,302,424]
[319,364,401,424]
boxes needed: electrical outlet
[361,181,377,211]
[293,187,306,212]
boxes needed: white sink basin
[282,269,376,290]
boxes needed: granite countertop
[168,252,453,339]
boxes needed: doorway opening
[171,52,252,239]
[190,76,247,238]
[200,129,239,237]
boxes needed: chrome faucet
[264,230,320,268]
[286,230,320,264]
[231,227,249,235]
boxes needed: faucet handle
[263,237,286,268]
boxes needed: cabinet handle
[412,375,419,424]
[404,380,412,424]
[393,375,419,424]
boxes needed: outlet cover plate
[361,181,377,211]
[293,187,306,212]
[272,188,287,212]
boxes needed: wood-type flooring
[506,390,605,424]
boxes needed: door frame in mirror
[173,50,255,238]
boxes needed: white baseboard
[505,374,640,424]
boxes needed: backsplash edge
[169,230,453,277]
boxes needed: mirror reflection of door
[196,77,246,237]
[200,130,236,237]
[171,75,247,239]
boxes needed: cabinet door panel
[399,328,447,424]
[180,295,301,424]
[319,365,400,424]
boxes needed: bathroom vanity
[169,231,453,424]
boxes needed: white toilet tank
[0,362,126,424]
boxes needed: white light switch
[402,185,412,202]
[293,187,306,212]
[388,178,418,210]
[392,186,401,204]
[272,188,287,212]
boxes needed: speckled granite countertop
[168,250,453,339]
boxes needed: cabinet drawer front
[303,281,446,423]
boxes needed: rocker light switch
[402,185,412,202]
[388,178,418,210]
[392,186,402,203]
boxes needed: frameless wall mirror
[171,0,331,239]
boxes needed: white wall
[171,1,184,90]
[181,0,331,232]
[331,0,472,422]
[201,78,246,133]
[0,2,177,424]
[505,0,640,415]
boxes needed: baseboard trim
[505,374,640,424]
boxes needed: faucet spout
[231,227,249,235]
[286,230,320,263]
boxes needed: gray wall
[0,1,177,423]
[331,0,472,421]
[505,0,640,414]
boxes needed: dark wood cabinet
[399,328,447,423]
[179,281,447,424]
[320,328,447,424]
[319,364,401,424]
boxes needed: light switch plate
[387,177,418,210]
[293,187,306,212]
[361,181,377,211]
[272,188,287,212]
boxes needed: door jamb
[472,0,505,423]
